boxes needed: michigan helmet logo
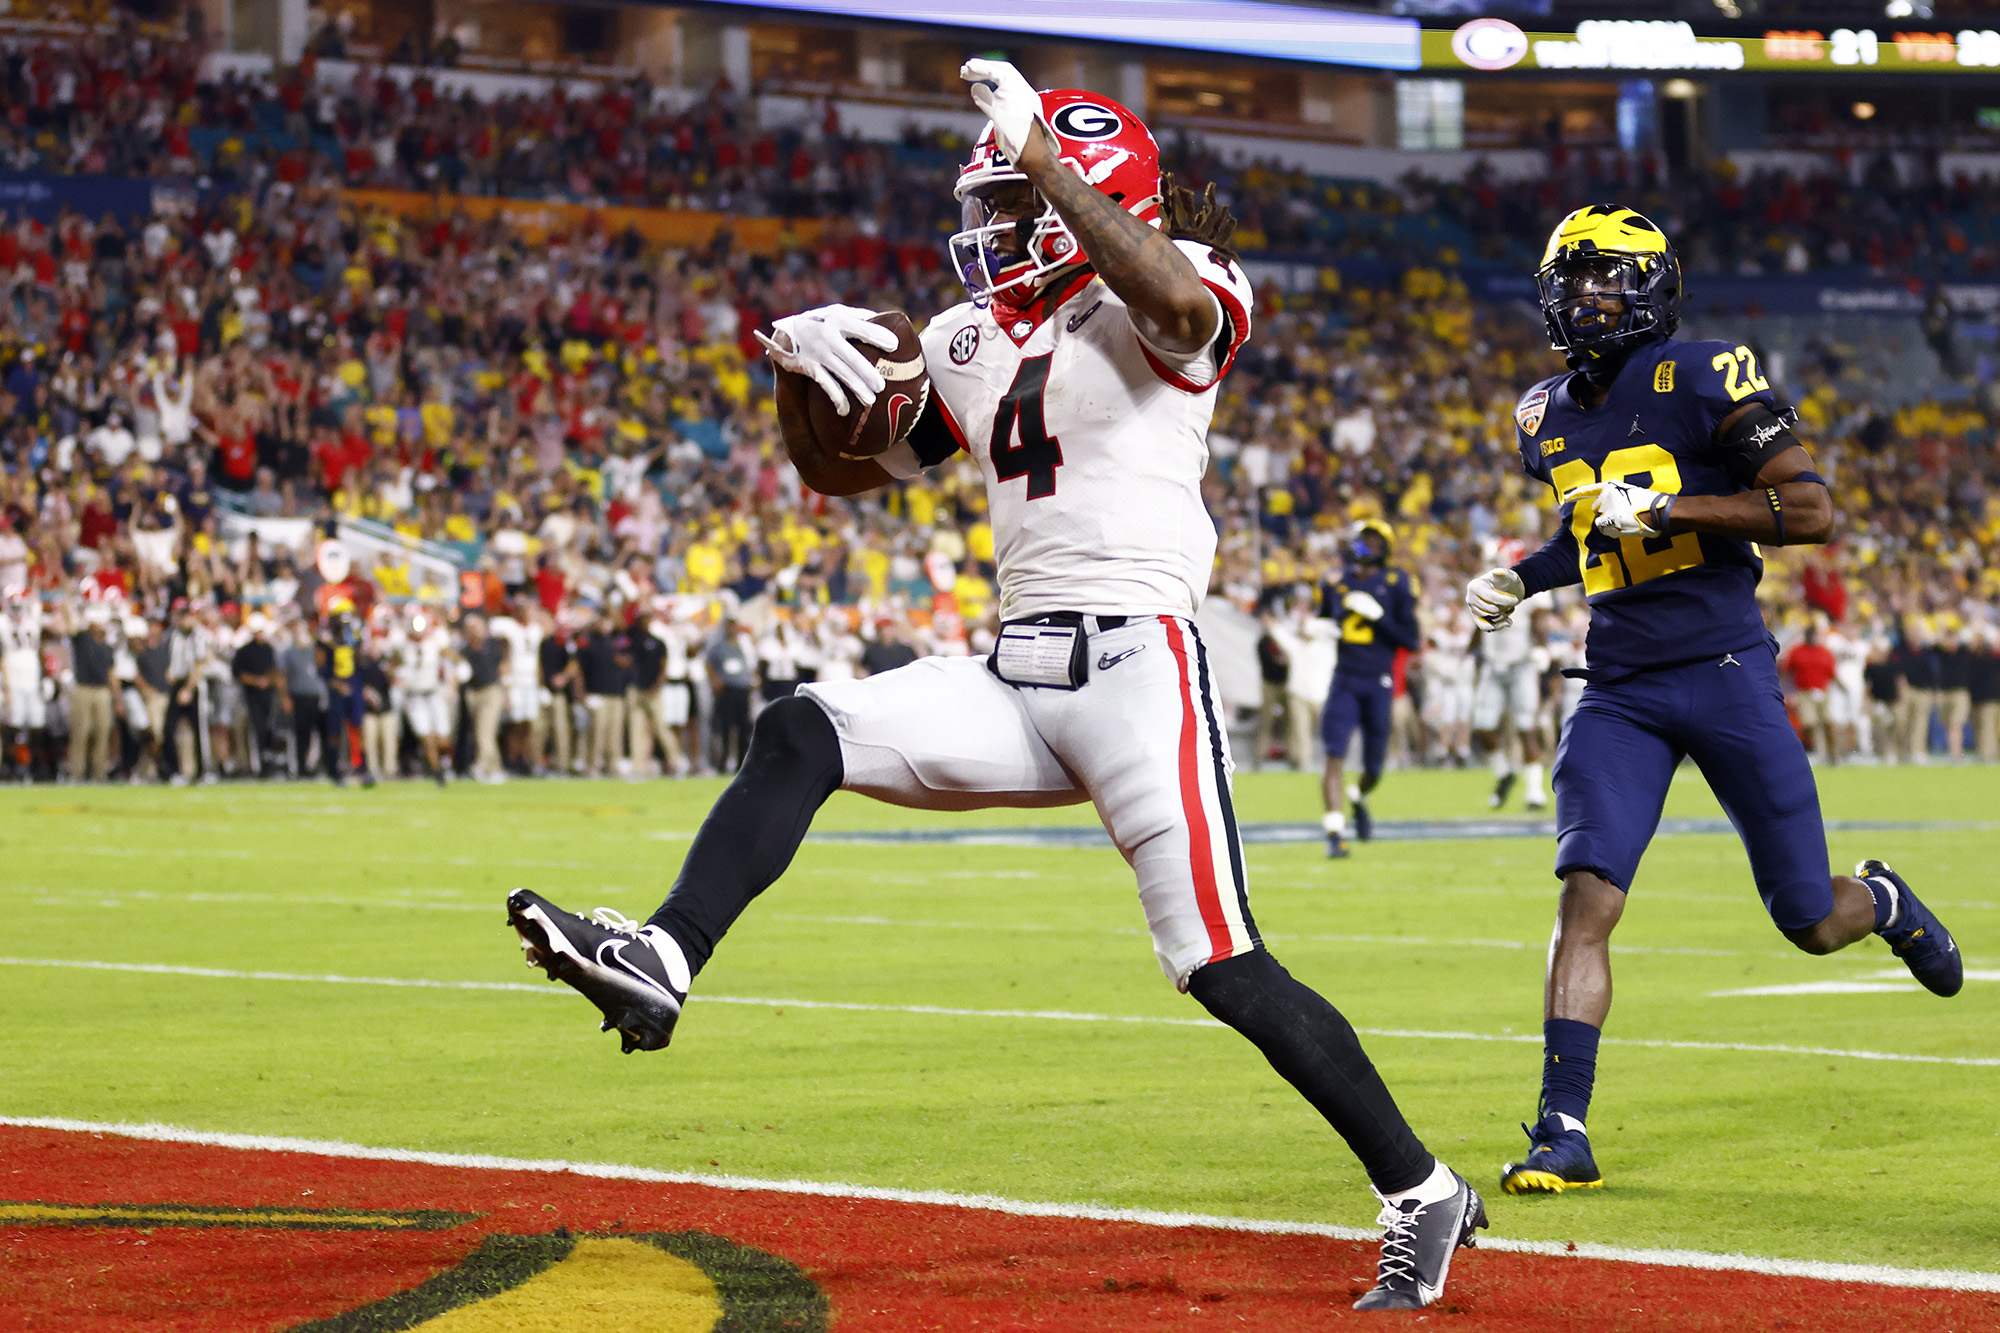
[1536,204,1682,360]
[1541,204,1671,269]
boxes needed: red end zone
[3,1125,1995,1332]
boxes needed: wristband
[1646,493,1676,537]
[1765,487,1786,545]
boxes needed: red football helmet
[951,89,1162,308]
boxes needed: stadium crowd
[5,16,2000,281]
[2,20,1999,786]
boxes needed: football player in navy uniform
[316,603,374,788]
[1319,520,1418,858]
[1466,206,1963,1196]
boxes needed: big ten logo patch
[1540,437,1566,457]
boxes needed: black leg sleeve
[1188,949,1434,1195]
[645,695,844,975]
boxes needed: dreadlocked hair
[1159,173,1239,263]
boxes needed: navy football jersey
[1511,337,1780,671]
[1320,565,1419,678]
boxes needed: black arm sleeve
[1713,402,1802,487]
[1512,525,1582,597]
[904,394,962,470]
[1379,578,1421,652]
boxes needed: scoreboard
[1427,19,2000,74]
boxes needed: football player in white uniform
[1422,602,1476,769]
[397,612,453,784]
[506,61,1482,1311]
[488,601,544,775]
[2,586,47,779]
[1470,539,1548,811]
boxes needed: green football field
[3,765,1995,1278]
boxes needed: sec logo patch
[949,325,980,365]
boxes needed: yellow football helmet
[1537,204,1682,364]
[1346,518,1394,566]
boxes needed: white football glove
[1342,590,1385,622]
[960,58,1045,165]
[754,304,899,418]
[1569,479,1675,539]
[1466,568,1526,632]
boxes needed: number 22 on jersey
[1550,444,1704,595]
[989,355,1065,499]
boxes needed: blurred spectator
[705,612,756,773]
[1783,622,1838,765]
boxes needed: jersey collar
[991,267,1097,347]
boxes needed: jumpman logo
[1719,654,1742,668]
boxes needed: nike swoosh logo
[1096,645,1144,671]
[1066,301,1103,333]
[598,940,676,1000]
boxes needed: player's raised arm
[961,60,1217,354]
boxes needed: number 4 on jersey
[990,355,1064,499]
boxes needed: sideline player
[1470,539,1547,811]
[489,599,544,776]
[2,585,47,780]
[1465,205,1963,1195]
[315,600,374,787]
[1422,603,1475,769]
[507,62,1483,1311]
[1317,520,1418,857]
[397,611,453,785]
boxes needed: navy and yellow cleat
[1350,794,1374,842]
[1500,1114,1603,1195]
[1327,833,1350,860]
[1859,859,1962,998]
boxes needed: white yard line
[3,956,1995,1067]
[0,1116,1994,1293]
[1712,970,2000,997]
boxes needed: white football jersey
[888,240,1253,621]
[2,606,42,687]
[489,615,542,686]
[1479,613,1537,669]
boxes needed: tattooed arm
[1013,126,1218,354]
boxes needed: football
[795,309,930,460]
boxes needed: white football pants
[800,615,1259,988]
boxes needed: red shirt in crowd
[216,430,258,483]
[535,563,566,614]
[78,499,118,549]
[1802,561,1846,623]
[1785,641,1837,693]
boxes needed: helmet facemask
[1537,249,1680,364]
[1346,523,1391,567]
[950,176,1087,309]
